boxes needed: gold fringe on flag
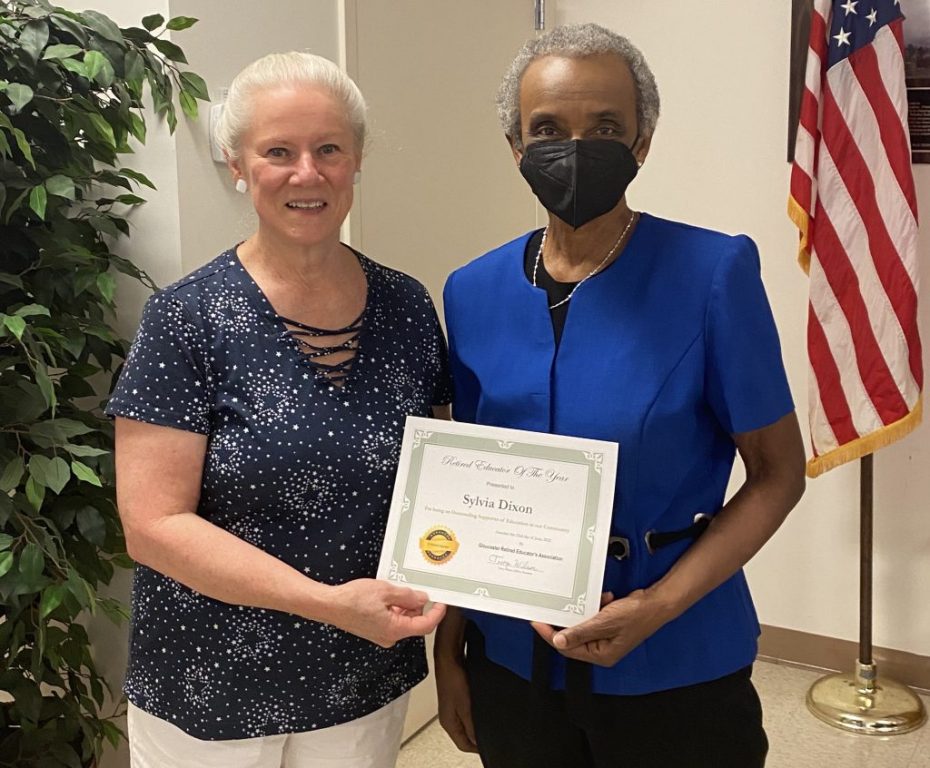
[787,195,812,275]
[806,397,923,478]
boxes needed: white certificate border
[377,417,617,627]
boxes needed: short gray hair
[215,51,367,159]
[497,23,660,148]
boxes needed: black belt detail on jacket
[607,513,712,562]
[532,514,712,697]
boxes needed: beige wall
[170,0,341,273]
[554,0,930,658]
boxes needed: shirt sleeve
[704,236,794,435]
[427,298,453,407]
[105,291,214,434]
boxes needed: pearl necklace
[532,211,637,310]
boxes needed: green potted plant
[0,2,208,765]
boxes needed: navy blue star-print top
[105,246,452,739]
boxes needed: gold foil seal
[418,526,459,565]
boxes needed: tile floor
[397,661,930,768]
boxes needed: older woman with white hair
[436,23,805,767]
[106,51,450,767]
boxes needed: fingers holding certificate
[377,417,617,626]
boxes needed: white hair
[214,51,367,159]
[497,23,660,148]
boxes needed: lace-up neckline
[278,310,364,387]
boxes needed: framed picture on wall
[788,0,813,163]
[904,0,930,163]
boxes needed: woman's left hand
[531,589,668,667]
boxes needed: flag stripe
[821,83,922,387]
[807,301,858,445]
[816,143,919,408]
[810,197,908,425]
[849,30,918,218]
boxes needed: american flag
[789,0,922,477]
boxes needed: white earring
[353,170,361,185]
[235,178,248,194]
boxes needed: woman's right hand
[323,579,446,647]
[435,654,478,753]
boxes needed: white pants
[127,694,409,768]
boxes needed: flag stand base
[806,661,926,735]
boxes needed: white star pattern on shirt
[867,8,878,25]
[834,27,852,47]
[841,0,858,15]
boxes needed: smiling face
[230,84,360,252]
[514,53,650,162]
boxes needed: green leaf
[119,167,156,189]
[96,56,117,87]
[20,543,44,582]
[83,50,106,80]
[65,568,94,609]
[82,10,124,43]
[50,12,89,45]
[87,113,116,148]
[40,585,66,618]
[5,83,35,114]
[71,460,102,487]
[152,39,188,64]
[47,457,71,494]
[125,49,145,82]
[25,475,45,510]
[14,303,50,318]
[0,534,12,551]
[19,20,50,63]
[100,597,131,627]
[34,362,56,411]
[166,16,198,31]
[28,454,52,487]
[141,13,165,31]
[63,444,108,458]
[115,193,146,205]
[30,419,95,442]
[96,272,116,303]
[180,71,209,100]
[29,185,47,219]
[179,89,198,119]
[0,552,13,579]
[12,127,34,168]
[60,57,88,78]
[77,507,106,546]
[45,174,76,200]
[42,43,83,60]
[0,456,24,493]
[128,112,146,142]
[2,314,27,340]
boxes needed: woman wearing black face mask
[436,23,806,768]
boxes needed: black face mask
[519,138,639,229]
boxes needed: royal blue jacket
[443,214,794,694]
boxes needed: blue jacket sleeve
[704,236,794,435]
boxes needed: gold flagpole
[806,455,926,734]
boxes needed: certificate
[377,417,618,627]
